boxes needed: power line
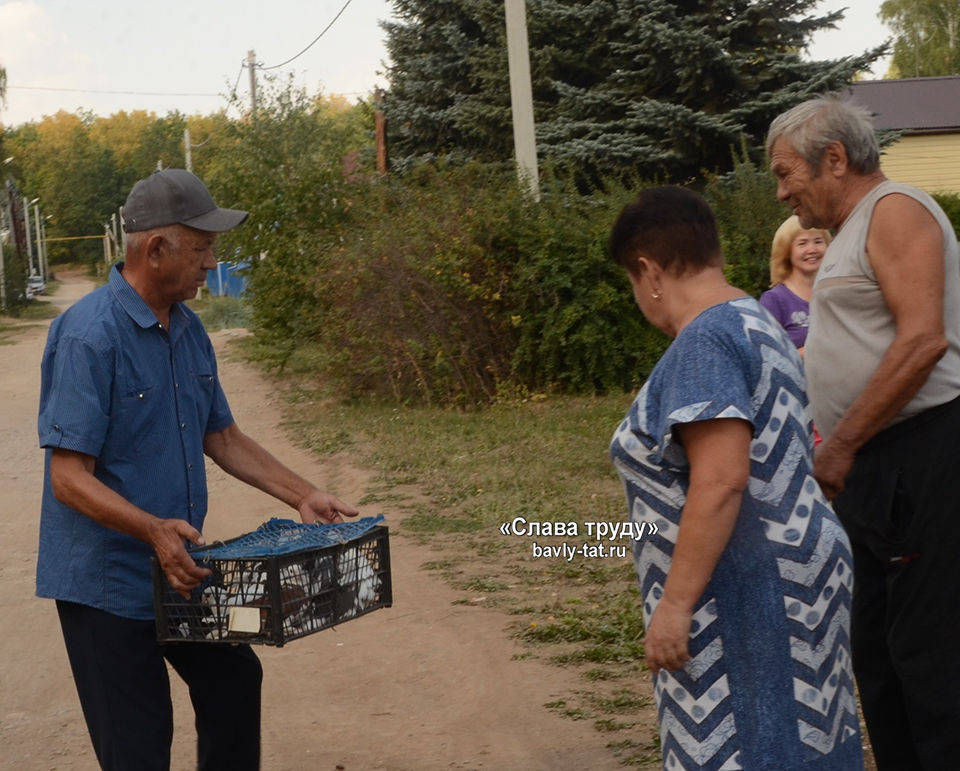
[8,85,220,97]
[258,0,353,71]
[232,62,246,96]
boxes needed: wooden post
[375,88,388,175]
[0,235,6,313]
[23,198,34,273]
[33,203,42,277]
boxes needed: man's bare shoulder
[867,191,943,267]
[870,191,940,233]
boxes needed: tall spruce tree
[383,1,512,170]
[383,0,886,182]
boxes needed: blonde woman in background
[759,215,831,358]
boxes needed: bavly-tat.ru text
[498,517,659,561]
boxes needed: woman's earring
[651,288,662,300]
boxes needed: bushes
[931,192,960,239]
[508,182,662,394]
[315,165,519,404]
[207,84,783,406]
[202,79,375,370]
[230,156,785,406]
[705,148,791,299]
[308,165,659,405]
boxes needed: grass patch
[606,737,662,768]
[520,587,646,663]
[17,298,60,320]
[544,699,591,721]
[187,295,251,330]
[0,322,21,345]
[594,717,635,732]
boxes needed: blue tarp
[206,261,248,298]
[188,515,386,560]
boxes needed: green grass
[187,295,251,331]
[0,289,60,343]
[0,322,20,345]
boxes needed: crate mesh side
[155,526,390,645]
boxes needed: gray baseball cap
[121,168,248,233]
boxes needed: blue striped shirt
[37,264,233,619]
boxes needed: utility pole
[184,126,193,173]
[375,88,388,175]
[1,186,10,311]
[1,190,9,311]
[0,232,6,312]
[33,202,43,279]
[41,217,48,279]
[247,50,258,115]
[504,0,540,200]
[23,197,34,275]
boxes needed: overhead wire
[258,0,353,70]
[11,2,358,117]
[232,61,246,96]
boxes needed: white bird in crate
[337,544,380,619]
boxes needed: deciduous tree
[5,111,123,265]
[881,0,960,77]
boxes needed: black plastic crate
[153,516,391,646]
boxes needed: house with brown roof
[848,76,960,193]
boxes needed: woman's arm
[643,417,752,674]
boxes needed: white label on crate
[228,606,261,634]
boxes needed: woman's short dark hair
[609,185,722,276]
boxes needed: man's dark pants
[833,395,960,770]
[56,600,262,771]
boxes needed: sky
[0,1,892,128]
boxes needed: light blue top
[37,264,234,619]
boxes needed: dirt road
[0,271,626,770]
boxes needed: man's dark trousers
[57,600,262,771]
[833,395,960,769]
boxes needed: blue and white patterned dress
[610,298,862,770]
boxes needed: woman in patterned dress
[608,186,862,770]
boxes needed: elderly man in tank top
[766,96,960,770]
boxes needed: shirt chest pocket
[186,373,217,428]
[112,385,166,457]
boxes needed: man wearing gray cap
[36,169,357,770]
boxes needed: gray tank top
[805,180,960,439]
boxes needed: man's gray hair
[125,224,182,257]
[766,95,880,175]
